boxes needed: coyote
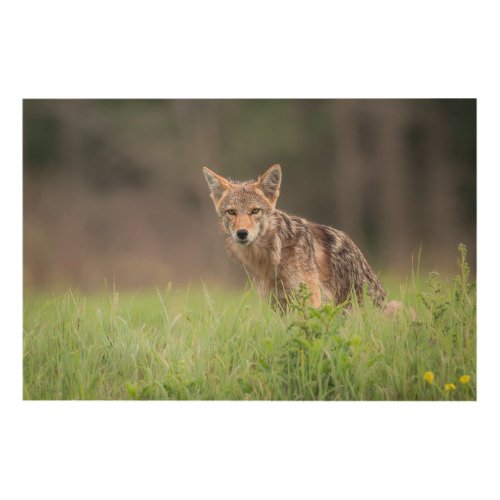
[203,164,387,308]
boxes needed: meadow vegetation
[23,245,476,400]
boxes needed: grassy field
[23,246,476,400]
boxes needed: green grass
[23,245,476,400]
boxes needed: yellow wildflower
[444,383,456,391]
[423,371,435,384]
[459,375,471,385]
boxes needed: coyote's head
[202,164,282,246]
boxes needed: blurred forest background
[23,99,476,291]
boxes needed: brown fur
[203,164,387,308]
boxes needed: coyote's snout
[203,164,386,308]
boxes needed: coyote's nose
[236,229,249,241]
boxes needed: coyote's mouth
[235,238,252,246]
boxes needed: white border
[3,1,499,499]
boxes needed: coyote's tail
[383,300,417,320]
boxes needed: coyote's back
[203,164,386,308]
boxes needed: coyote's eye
[251,208,261,215]
[226,209,236,216]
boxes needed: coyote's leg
[305,279,321,308]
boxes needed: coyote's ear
[203,167,230,206]
[257,164,282,206]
